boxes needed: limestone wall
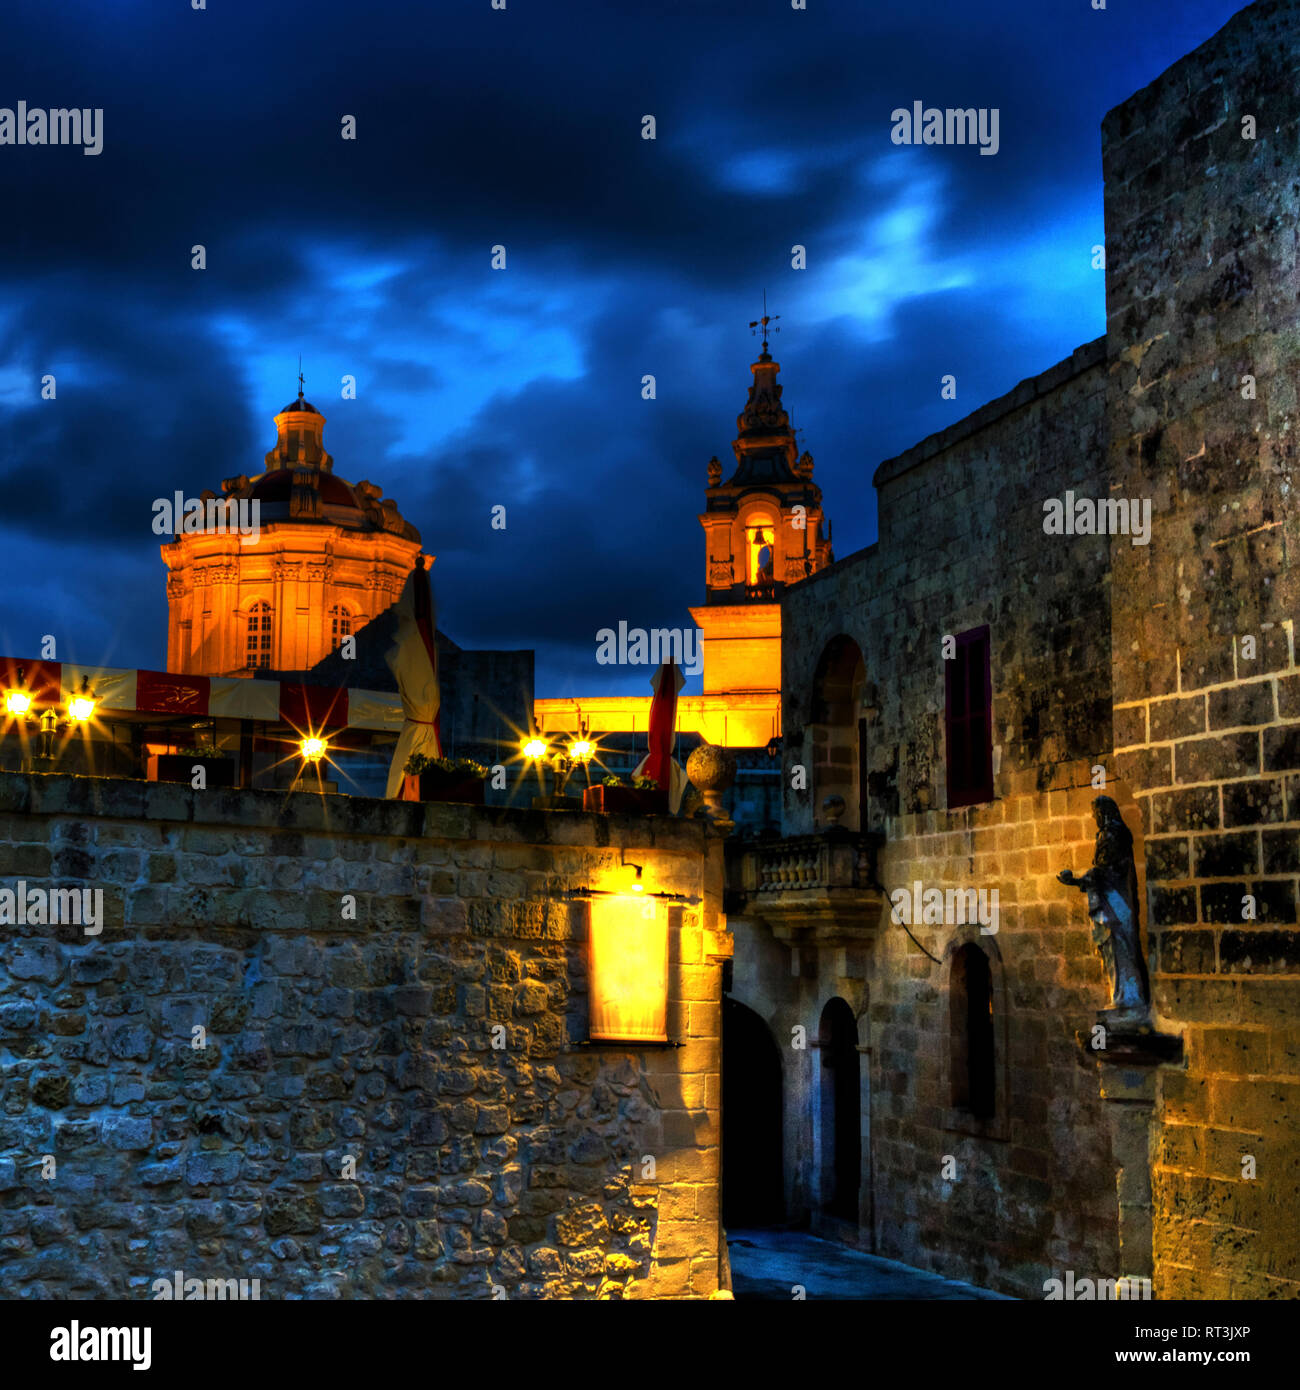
[0,774,729,1300]
[1102,0,1300,1300]
[781,336,1110,833]
[739,343,1122,1298]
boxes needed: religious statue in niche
[1058,795,1151,1025]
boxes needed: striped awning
[0,657,402,733]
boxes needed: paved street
[727,1229,1014,1301]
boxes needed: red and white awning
[0,658,403,733]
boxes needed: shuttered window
[945,625,993,808]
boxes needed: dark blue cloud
[0,0,1248,692]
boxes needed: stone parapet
[0,773,728,1300]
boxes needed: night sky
[0,0,1246,697]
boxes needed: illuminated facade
[162,388,422,676]
[535,338,834,747]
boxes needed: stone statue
[1058,795,1150,1024]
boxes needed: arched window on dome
[245,601,273,670]
[330,605,352,650]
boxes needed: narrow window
[330,606,352,649]
[945,625,993,807]
[951,944,995,1119]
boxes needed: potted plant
[583,773,667,815]
[155,740,235,788]
[404,753,488,804]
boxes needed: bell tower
[690,315,833,697]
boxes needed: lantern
[587,891,670,1044]
[67,675,98,723]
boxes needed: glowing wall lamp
[523,716,598,808]
[67,676,98,724]
[300,736,327,762]
[3,664,36,721]
[587,866,670,1044]
[3,670,99,762]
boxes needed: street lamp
[67,676,98,724]
[568,715,597,790]
[300,736,327,762]
[523,716,598,805]
[2,670,100,765]
[37,708,58,760]
[3,665,36,721]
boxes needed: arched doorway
[810,636,867,830]
[722,997,785,1227]
[818,997,860,1223]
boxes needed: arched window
[330,605,352,649]
[810,635,867,831]
[950,943,995,1118]
[245,601,273,669]
[746,515,777,587]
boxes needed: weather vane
[749,290,780,355]
[298,355,305,396]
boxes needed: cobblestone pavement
[727,1229,1014,1301]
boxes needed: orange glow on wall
[588,893,669,1043]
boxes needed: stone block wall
[730,766,1127,1298]
[781,336,1110,834]
[1102,0,1300,1300]
[729,344,1129,1298]
[0,773,729,1300]
[864,769,1124,1297]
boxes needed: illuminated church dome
[161,375,423,677]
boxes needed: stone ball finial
[686,743,737,831]
[686,742,736,793]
